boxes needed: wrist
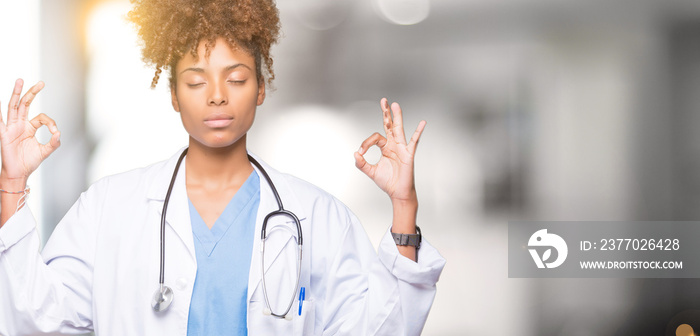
[391,197,418,234]
[0,176,29,191]
[390,191,418,208]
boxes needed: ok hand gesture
[0,79,61,183]
[354,98,426,204]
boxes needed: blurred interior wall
[668,21,700,220]
[39,0,91,244]
[616,21,700,335]
[528,25,642,334]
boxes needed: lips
[204,114,234,128]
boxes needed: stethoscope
[151,148,303,320]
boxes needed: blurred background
[2,0,700,334]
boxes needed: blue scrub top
[186,171,260,336]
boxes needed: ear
[256,81,266,106]
[170,86,180,112]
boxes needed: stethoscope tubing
[249,157,303,246]
[159,148,188,285]
[154,148,303,319]
[249,155,303,318]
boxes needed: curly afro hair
[127,0,280,89]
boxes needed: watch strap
[391,226,421,249]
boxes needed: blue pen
[298,287,306,316]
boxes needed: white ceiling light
[375,0,430,25]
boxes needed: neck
[185,136,253,190]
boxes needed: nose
[208,81,228,106]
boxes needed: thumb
[354,151,375,178]
[40,130,61,158]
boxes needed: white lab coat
[0,149,445,335]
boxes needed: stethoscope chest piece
[151,284,174,312]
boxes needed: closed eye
[187,83,205,88]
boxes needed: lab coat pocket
[294,298,314,335]
[248,299,314,335]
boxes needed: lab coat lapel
[147,148,196,262]
[248,154,307,303]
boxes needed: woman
[0,0,445,335]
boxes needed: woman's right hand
[0,79,61,184]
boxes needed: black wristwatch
[391,226,421,249]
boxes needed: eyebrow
[179,63,252,75]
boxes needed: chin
[192,134,246,150]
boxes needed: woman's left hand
[354,98,426,203]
